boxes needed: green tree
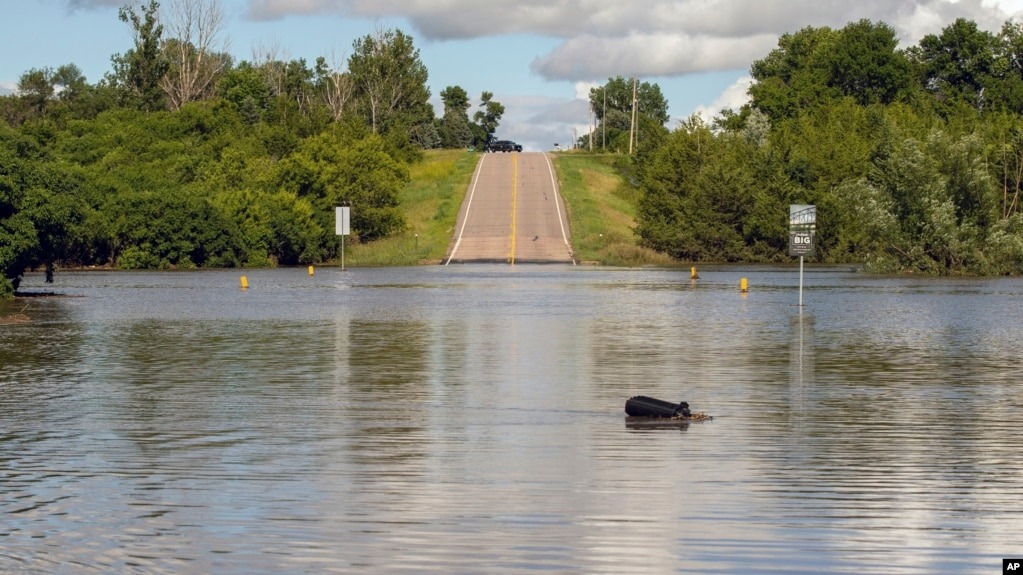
[992,21,1023,112]
[635,116,751,261]
[846,128,996,273]
[472,91,504,147]
[16,68,55,118]
[0,125,84,296]
[828,20,913,106]
[749,26,841,120]
[910,18,999,113]
[277,130,408,251]
[10,64,99,125]
[348,28,433,138]
[211,187,322,266]
[438,85,473,148]
[586,76,669,152]
[107,190,244,269]
[115,0,169,112]
[218,61,273,124]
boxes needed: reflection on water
[2,267,1022,574]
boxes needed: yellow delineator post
[308,265,315,276]
[240,276,249,290]
[690,267,699,280]
[740,278,748,293]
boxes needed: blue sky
[4,0,1023,151]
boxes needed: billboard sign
[788,205,816,257]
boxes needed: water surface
[2,266,1021,574]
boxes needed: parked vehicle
[487,140,522,152]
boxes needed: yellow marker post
[690,267,699,280]
[308,265,315,276]
[740,278,748,293]
[240,276,249,290]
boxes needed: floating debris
[625,395,691,418]
[624,395,712,427]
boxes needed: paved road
[444,152,574,264]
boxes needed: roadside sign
[788,205,816,257]
[335,206,350,236]
[336,206,351,271]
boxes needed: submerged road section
[444,152,574,265]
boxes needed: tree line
[0,0,504,296]
[8,11,1023,297]
[610,18,1023,275]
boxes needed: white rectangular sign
[335,206,350,236]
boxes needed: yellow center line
[510,154,518,265]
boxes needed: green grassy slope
[552,153,670,266]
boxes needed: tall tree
[348,28,432,135]
[158,0,231,110]
[116,0,169,111]
[13,64,92,122]
[748,26,840,120]
[16,68,55,117]
[827,20,913,106]
[911,18,998,112]
[314,54,354,122]
[472,91,504,147]
[437,85,472,148]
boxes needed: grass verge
[344,149,479,266]
[553,152,672,266]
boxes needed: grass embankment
[343,149,670,267]
[344,149,479,266]
[552,153,671,266]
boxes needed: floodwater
[2,265,1021,574]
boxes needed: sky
[4,0,1023,152]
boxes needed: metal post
[799,255,804,307]
[341,234,345,271]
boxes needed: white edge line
[445,153,487,265]
[542,152,575,265]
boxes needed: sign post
[788,205,816,307]
[336,206,350,271]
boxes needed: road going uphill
[444,152,574,265]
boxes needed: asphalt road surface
[445,152,574,264]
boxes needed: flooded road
[2,266,1021,574]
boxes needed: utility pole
[588,104,593,151]
[628,78,638,155]
[602,87,606,151]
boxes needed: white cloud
[531,32,778,81]
[986,0,1023,17]
[693,76,753,123]
[486,94,590,151]
[574,81,599,101]
[242,0,1023,84]
[0,82,16,96]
